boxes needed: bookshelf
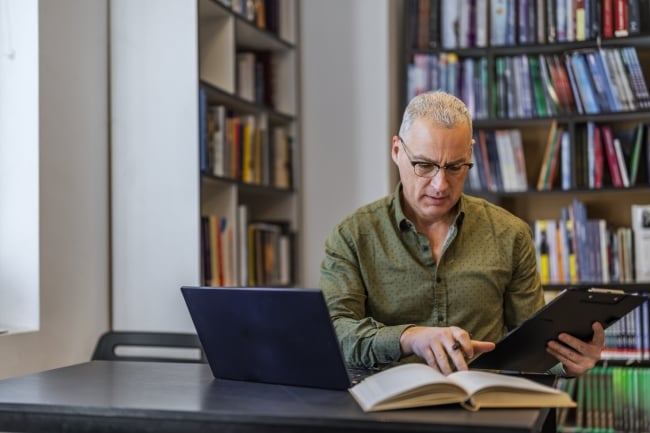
[402,0,650,293]
[401,3,650,426]
[198,0,300,289]
[111,0,299,332]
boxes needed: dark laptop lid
[181,286,352,390]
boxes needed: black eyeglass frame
[397,135,474,178]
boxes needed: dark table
[0,361,555,433]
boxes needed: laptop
[181,286,371,390]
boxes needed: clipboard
[469,288,647,374]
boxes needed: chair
[92,331,207,363]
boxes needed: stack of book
[198,92,294,189]
[467,128,528,192]
[533,198,637,285]
[201,207,294,288]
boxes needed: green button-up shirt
[320,184,544,369]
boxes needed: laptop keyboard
[347,367,377,385]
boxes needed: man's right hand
[399,326,496,375]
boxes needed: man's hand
[399,326,496,375]
[546,321,605,377]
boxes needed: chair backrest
[92,331,207,363]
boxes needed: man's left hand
[546,321,605,377]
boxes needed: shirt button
[438,315,444,322]
[436,277,442,283]
[422,245,429,252]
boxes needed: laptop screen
[181,286,353,390]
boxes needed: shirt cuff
[374,324,415,364]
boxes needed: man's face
[391,118,472,226]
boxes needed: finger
[557,333,601,359]
[432,343,454,375]
[419,345,439,370]
[591,322,605,347]
[547,340,596,373]
[448,342,469,371]
[472,340,496,355]
[546,344,589,376]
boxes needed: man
[320,91,603,376]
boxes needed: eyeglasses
[397,136,474,178]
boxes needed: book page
[450,370,563,396]
[349,364,466,411]
[451,371,575,410]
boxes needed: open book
[349,364,576,412]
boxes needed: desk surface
[0,361,552,433]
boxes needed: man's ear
[391,136,401,165]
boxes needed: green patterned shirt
[320,184,544,369]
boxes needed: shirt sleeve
[319,227,412,368]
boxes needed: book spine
[601,125,624,187]
[602,0,614,37]
[613,0,629,37]
[620,47,650,110]
[575,0,587,40]
[613,137,630,187]
[631,205,650,283]
[628,0,641,34]
[556,0,568,42]
[546,0,557,42]
[490,0,508,46]
[570,52,600,114]
[563,53,584,114]
[584,51,615,112]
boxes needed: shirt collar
[392,182,466,231]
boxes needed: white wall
[300,0,401,287]
[0,0,39,332]
[0,0,109,380]
[111,0,200,332]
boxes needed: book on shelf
[620,47,650,110]
[208,105,227,178]
[602,299,649,360]
[628,122,645,186]
[584,50,620,112]
[613,0,629,37]
[536,120,562,190]
[631,204,650,283]
[489,0,508,46]
[612,136,631,187]
[348,363,576,413]
[468,128,528,192]
[601,125,625,188]
[201,214,237,287]
[557,366,650,432]
[569,52,600,114]
[412,0,437,49]
[534,220,552,284]
[272,126,293,189]
[533,198,640,284]
[246,220,293,286]
[440,0,460,49]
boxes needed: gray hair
[398,91,473,141]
